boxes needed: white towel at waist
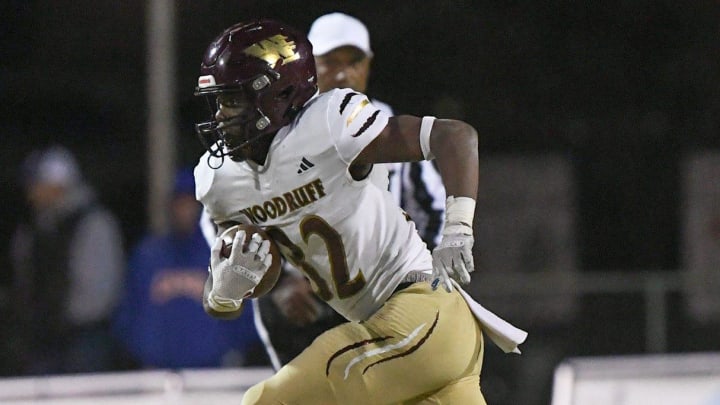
[453,280,528,354]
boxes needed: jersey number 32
[266,215,365,301]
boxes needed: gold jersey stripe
[346,99,370,126]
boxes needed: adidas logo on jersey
[297,157,315,174]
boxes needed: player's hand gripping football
[207,227,273,312]
[431,196,476,292]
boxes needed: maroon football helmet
[194,19,317,161]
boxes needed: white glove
[431,196,476,292]
[207,227,273,312]
[431,223,475,292]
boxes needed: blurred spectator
[252,12,447,370]
[113,168,265,369]
[8,145,125,375]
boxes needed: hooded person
[9,145,125,374]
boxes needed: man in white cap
[253,12,448,370]
[308,13,377,100]
[8,145,125,374]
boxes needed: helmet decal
[243,34,301,69]
[197,75,216,88]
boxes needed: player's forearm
[428,119,479,199]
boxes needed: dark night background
[1,1,719,403]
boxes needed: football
[219,223,282,299]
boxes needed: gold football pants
[242,282,486,405]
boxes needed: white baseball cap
[308,12,373,57]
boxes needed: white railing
[551,352,720,405]
[0,367,274,404]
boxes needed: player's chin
[221,128,246,144]
[228,144,253,162]
[223,135,250,159]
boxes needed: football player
[194,19,526,405]
[252,12,448,371]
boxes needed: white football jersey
[195,88,433,322]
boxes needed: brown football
[219,223,282,299]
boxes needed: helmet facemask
[196,73,280,162]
